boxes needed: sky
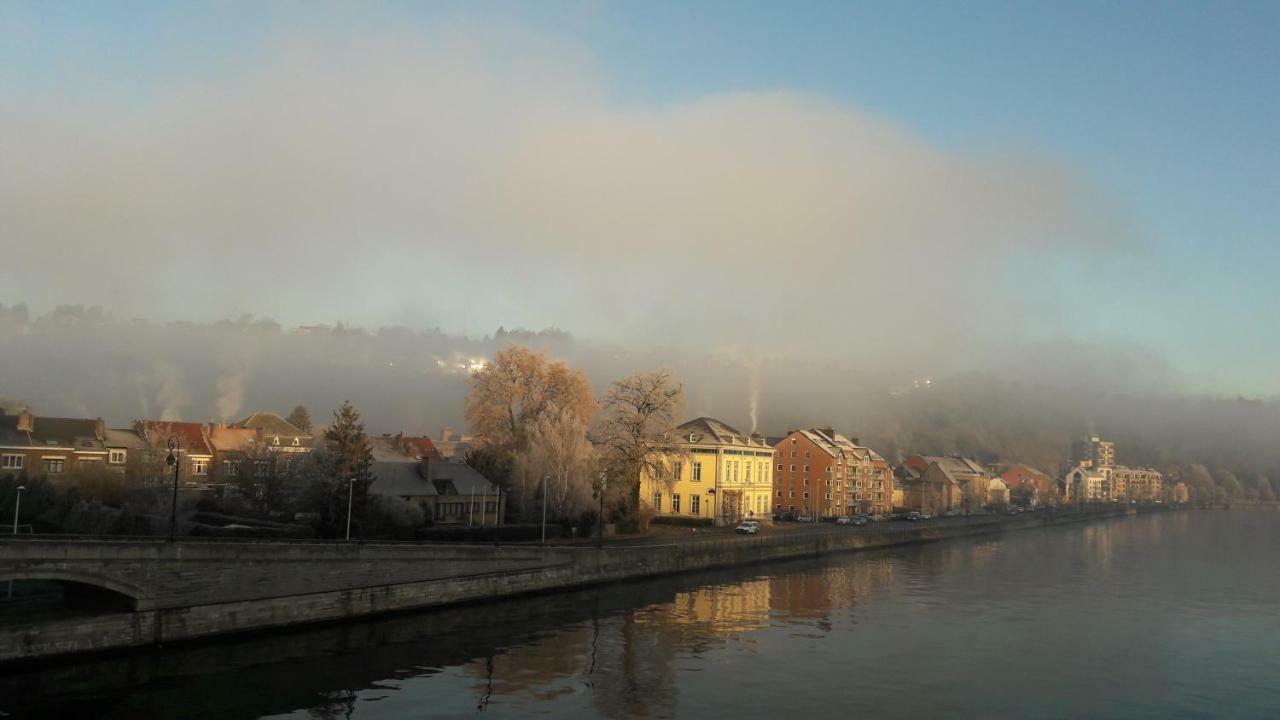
[1,1,1277,396]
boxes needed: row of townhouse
[0,407,315,487]
[637,418,895,528]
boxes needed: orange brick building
[772,428,892,518]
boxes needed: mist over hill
[4,303,1279,491]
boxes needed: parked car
[796,514,814,523]
[905,511,923,522]
[852,515,869,526]
[836,515,852,525]
[736,520,761,534]
[870,513,886,522]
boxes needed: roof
[135,420,214,456]
[104,428,145,450]
[788,428,886,463]
[207,424,261,453]
[0,414,106,452]
[428,463,498,496]
[378,434,444,461]
[914,456,989,484]
[235,412,311,440]
[371,459,436,498]
[999,464,1052,488]
[675,417,769,448]
[369,456,499,498]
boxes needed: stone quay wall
[0,506,1155,664]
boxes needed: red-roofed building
[134,420,214,486]
[1000,464,1058,506]
[383,434,444,462]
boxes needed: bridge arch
[0,569,144,612]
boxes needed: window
[291,437,301,447]
[745,463,752,482]
[691,495,701,515]
[672,494,681,513]
[790,464,796,472]
[272,437,281,446]
[789,490,795,498]
[43,458,65,474]
[776,490,782,497]
[692,462,703,482]
[825,493,832,500]
[192,458,209,475]
[804,465,810,473]
[224,459,240,476]
[805,451,811,459]
[803,491,809,499]
[778,463,783,472]
[254,460,269,478]
[1,454,22,470]
[653,492,662,509]
[109,449,127,464]
[673,461,683,479]
[790,450,796,458]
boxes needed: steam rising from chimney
[216,371,246,422]
[749,364,761,434]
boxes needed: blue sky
[1,1,1277,394]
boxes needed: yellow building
[640,417,775,527]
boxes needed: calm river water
[4,510,1279,719]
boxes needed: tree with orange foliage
[465,346,596,518]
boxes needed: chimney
[94,417,106,440]
[16,410,33,433]
[819,426,835,439]
[751,432,764,445]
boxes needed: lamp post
[594,473,607,548]
[165,435,181,542]
[345,479,356,541]
[541,475,549,544]
[12,485,24,535]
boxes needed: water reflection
[4,512,1279,720]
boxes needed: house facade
[133,420,216,487]
[771,428,891,518]
[0,410,110,480]
[901,455,994,514]
[999,464,1058,506]
[639,417,775,527]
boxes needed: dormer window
[272,437,280,446]
[291,437,300,447]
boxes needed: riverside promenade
[0,506,1164,664]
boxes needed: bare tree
[595,370,686,521]
[518,403,598,522]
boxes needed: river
[3,510,1278,719]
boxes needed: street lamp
[165,435,181,542]
[593,473,607,547]
[541,475,549,544]
[12,485,24,535]
[345,478,356,541]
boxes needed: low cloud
[1,17,1131,381]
